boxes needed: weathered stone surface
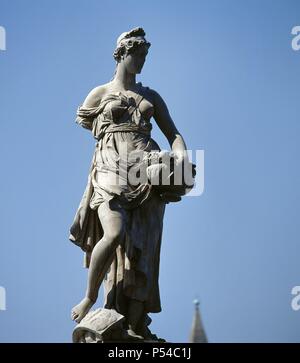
[69,26,195,343]
[73,309,125,343]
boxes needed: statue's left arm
[152,90,188,163]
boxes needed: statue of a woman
[69,27,192,341]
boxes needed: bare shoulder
[146,87,169,111]
[82,82,111,108]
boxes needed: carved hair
[113,27,151,62]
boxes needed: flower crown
[113,27,151,62]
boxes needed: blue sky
[0,0,300,342]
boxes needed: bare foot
[126,328,144,341]
[71,297,94,323]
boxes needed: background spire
[189,299,208,343]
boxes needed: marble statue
[69,27,196,343]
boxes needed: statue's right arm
[82,85,108,108]
[76,85,108,130]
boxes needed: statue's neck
[113,65,136,90]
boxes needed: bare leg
[71,200,125,323]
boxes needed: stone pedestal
[72,308,165,343]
